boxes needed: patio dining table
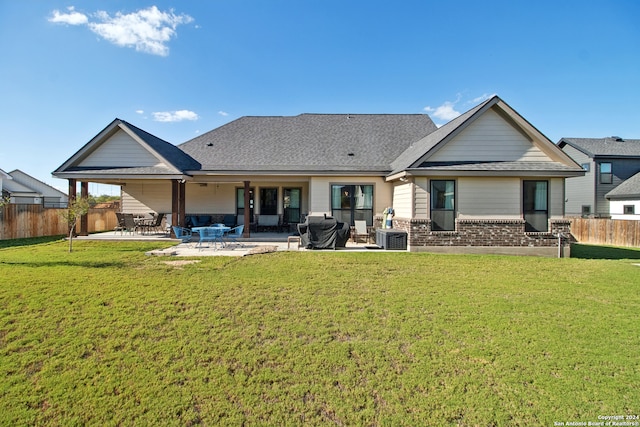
[192,225,231,250]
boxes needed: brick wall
[375,216,571,248]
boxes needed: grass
[0,239,639,425]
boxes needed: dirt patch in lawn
[247,245,279,255]
[163,260,201,268]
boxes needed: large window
[430,180,456,231]
[600,163,612,184]
[283,188,301,224]
[260,188,278,215]
[331,184,373,226]
[523,180,548,232]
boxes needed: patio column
[243,180,251,238]
[171,179,186,237]
[78,181,89,236]
[67,179,76,237]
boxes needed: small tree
[59,198,90,253]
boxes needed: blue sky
[1,0,639,194]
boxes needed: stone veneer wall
[374,216,572,248]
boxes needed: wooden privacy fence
[570,218,640,247]
[0,205,118,240]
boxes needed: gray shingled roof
[2,177,37,194]
[606,171,640,199]
[119,119,201,172]
[178,114,437,173]
[559,137,640,157]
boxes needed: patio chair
[172,226,193,244]
[352,220,370,243]
[142,213,165,234]
[224,225,245,247]
[114,212,126,234]
[122,213,138,234]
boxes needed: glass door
[283,188,301,224]
[236,187,254,224]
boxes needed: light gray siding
[562,145,594,216]
[429,110,551,162]
[121,181,172,214]
[457,177,521,218]
[392,182,413,218]
[413,177,428,218]
[549,178,565,218]
[79,129,163,168]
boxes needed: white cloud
[218,111,229,117]
[48,6,88,25]
[469,93,497,104]
[424,101,461,122]
[135,109,144,114]
[152,110,199,122]
[49,5,193,56]
[424,93,497,123]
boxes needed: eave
[187,169,390,177]
[403,169,585,178]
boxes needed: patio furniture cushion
[257,215,280,232]
[185,215,212,228]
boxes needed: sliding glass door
[523,180,548,232]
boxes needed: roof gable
[8,169,67,198]
[390,96,583,176]
[2,177,39,196]
[427,109,550,163]
[53,119,200,178]
[78,128,163,168]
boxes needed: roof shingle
[179,114,437,173]
[559,137,640,157]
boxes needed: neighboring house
[558,137,640,217]
[53,96,584,255]
[0,169,10,200]
[0,168,68,207]
[605,171,640,220]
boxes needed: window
[600,163,612,184]
[283,188,301,224]
[624,205,635,215]
[331,184,373,226]
[523,180,548,232]
[430,180,455,231]
[260,188,278,215]
[236,187,254,222]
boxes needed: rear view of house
[53,96,584,255]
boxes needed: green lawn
[1,240,639,426]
